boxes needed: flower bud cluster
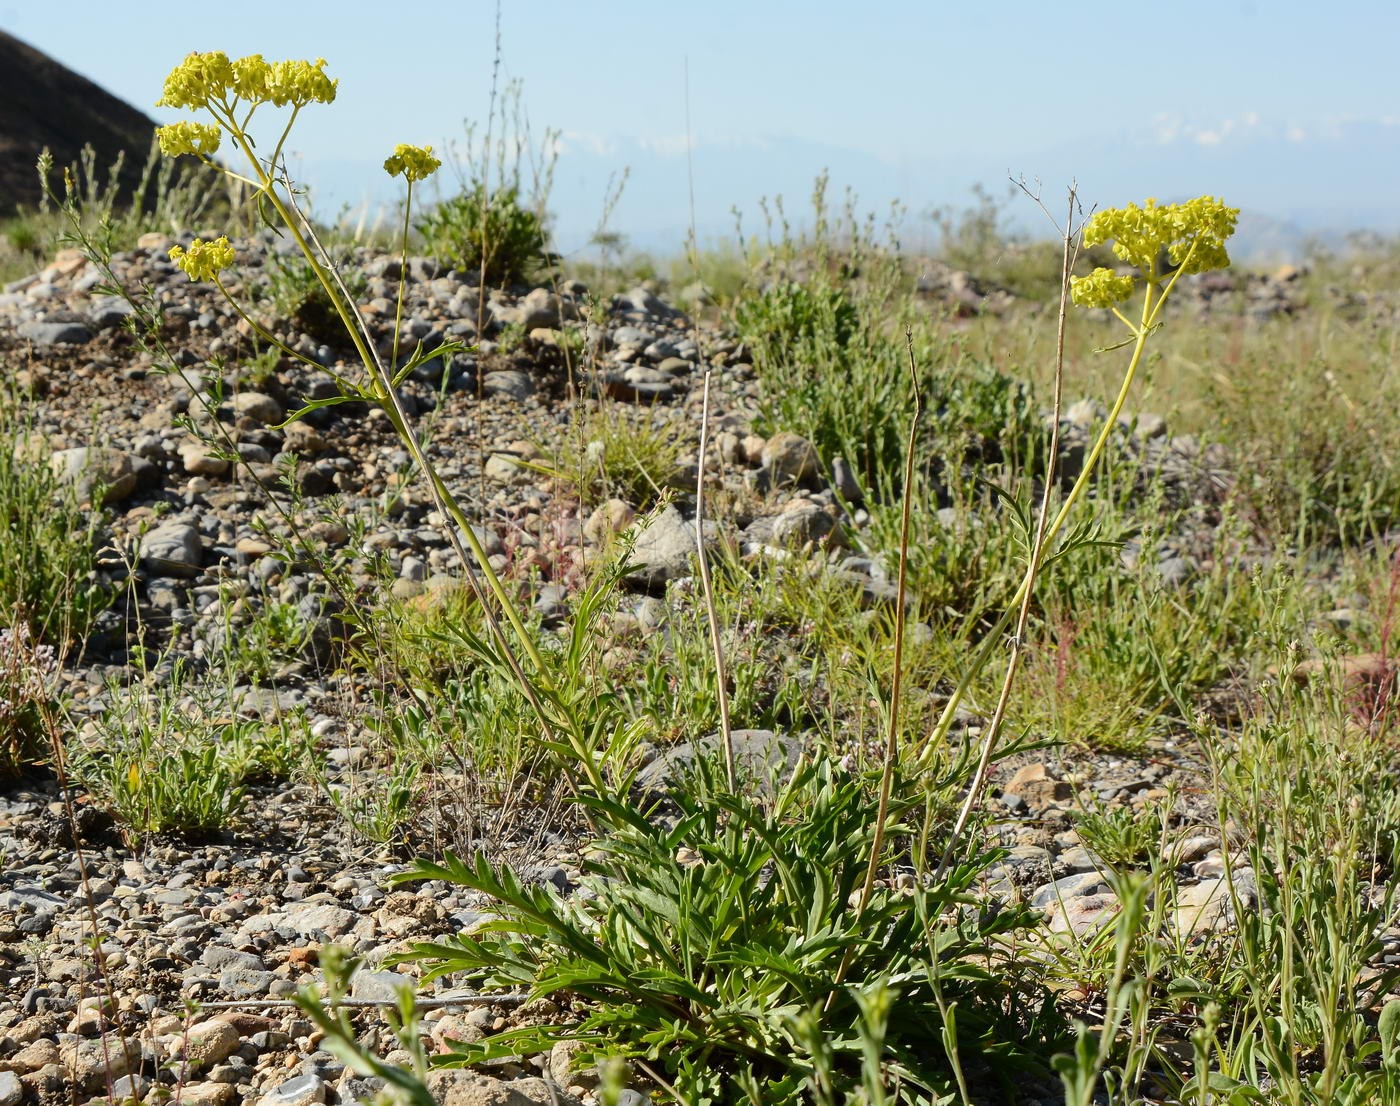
[157,51,338,113]
[383,144,442,183]
[169,236,235,282]
[156,121,223,157]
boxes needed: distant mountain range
[4,29,1393,266]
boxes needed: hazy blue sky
[4,2,1397,256]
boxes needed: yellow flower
[266,57,338,108]
[157,51,336,111]
[231,54,271,101]
[169,236,235,282]
[1082,196,1239,277]
[383,144,442,183]
[156,51,235,111]
[1070,267,1137,308]
[156,121,222,158]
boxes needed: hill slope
[0,29,158,214]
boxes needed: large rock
[177,1019,240,1069]
[17,319,90,345]
[628,505,710,586]
[761,431,819,485]
[515,288,562,331]
[233,391,284,425]
[635,729,802,792]
[138,521,203,577]
[49,446,138,505]
[428,1072,581,1106]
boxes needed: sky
[4,1,1398,259]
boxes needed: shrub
[416,184,547,285]
[0,623,57,776]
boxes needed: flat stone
[482,370,535,399]
[139,521,204,577]
[761,431,819,485]
[635,729,801,792]
[1031,871,1111,910]
[49,446,138,505]
[180,1019,241,1068]
[628,505,713,587]
[258,1073,326,1106]
[1003,762,1071,806]
[18,319,91,345]
[234,392,284,424]
[0,1070,21,1106]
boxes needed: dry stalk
[934,185,1081,881]
[693,370,737,791]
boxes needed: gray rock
[830,456,862,501]
[18,319,91,345]
[350,969,413,1002]
[482,370,535,399]
[180,441,231,476]
[259,1073,326,1106]
[0,1070,20,1106]
[629,505,713,586]
[234,392,285,425]
[202,946,269,972]
[516,288,562,331]
[139,522,204,577]
[88,295,136,329]
[635,729,801,792]
[762,431,819,485]
[1031,872,1111,910]
[49,446,138,505]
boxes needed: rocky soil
[0,234,1377,1105]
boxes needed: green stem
[918,292,1156,763]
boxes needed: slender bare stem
[693,370,736,791]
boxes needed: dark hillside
[0,29,158,213]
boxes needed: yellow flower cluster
[156,51,338,112]
[1069,267,1137,309]
[383,144,442,183]
[169,237,235,282]
[1081,196,1239,276]
[155,121,222,157]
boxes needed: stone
[628,505,714,586]
[771,503,840,548]
[635,729,801,792]
[482,370,535,399]
[49,446,138,505]
[516,288,562,331]
[430,1071,581,1106]
[1132,412,1168,440]
[1003,762,1071,806]
[761,431,819,485]
[59,1037,131,1090]
[350,969,413,1001]
[181,441,231,476]
[139,522,204,577]
[583,499,636,545]
[183,1083,237,1106]
[830,456,862,501]
[0,1071,20,1106]
[240,902,356,940]
[17,319,91,345]
[1031,872,1111,910]
[258,1073,326,1106]
[180,1019,241,1068]
[234,392,284,425]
